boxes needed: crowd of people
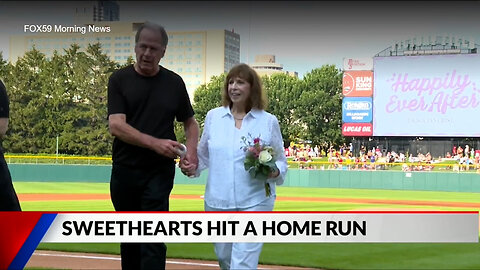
[285,143,480,172]
[446,145,480,172]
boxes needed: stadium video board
[373,54,480,137]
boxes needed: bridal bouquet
[241,134,278,197]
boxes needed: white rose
[258,150,272,164]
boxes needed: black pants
[0,152,21,211]
[110,162,175,270]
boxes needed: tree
[173,121,186,144]
[192,73,225,129]
[1,44,349,155]
[3,48,51,153]
[56,43,117,155]
[295,65,346,148]
[2,43,118,155]
[0,52,10,80]
[121,56,135,68]
[81,43,117,155]
[171,74,224,143]
[262,73,302,145]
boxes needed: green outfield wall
[8,164,480,192]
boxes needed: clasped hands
[179,154,197,177]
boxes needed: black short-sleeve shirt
[0,80,9,118]
[108,65,194,168]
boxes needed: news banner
[1,211,478,269]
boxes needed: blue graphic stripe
[8,213,57,270]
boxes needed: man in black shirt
[107,22,199,269]
[0,80,21,211]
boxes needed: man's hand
[109,114,190,160]
[180,152,198,177]
[181,116,199,177]
[151,139,182,159]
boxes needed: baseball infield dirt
[26,250,319,269]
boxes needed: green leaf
[256,172,268,181]
[261,165,270,175]
[264,160,277,169]
[244,158,256,169]
[249,169,257,179]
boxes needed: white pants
[204,196,275,270]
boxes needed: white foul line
[34,252,120,261]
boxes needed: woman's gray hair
[135,21,168,47]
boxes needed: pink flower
[248,146,260,156]
[253,137,260,144]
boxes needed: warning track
[17,193,480,209]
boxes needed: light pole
[56,135,59,163]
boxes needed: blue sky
[1,1,479,78]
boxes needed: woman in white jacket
[182,63,287,269]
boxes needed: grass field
[15,182,480,269]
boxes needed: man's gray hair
[135,21,168,47]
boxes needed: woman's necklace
[232,107,246,121]
[232,112,245,121]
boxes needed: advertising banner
[373,54,480,136]
[342,123,373,136]
[343,57,374,71]
[343,71,374,97]
[342,97,373,123]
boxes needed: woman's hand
[268,166,280,179]
[179,157,197,177]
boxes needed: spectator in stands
[359,145,366,157]
[340,144,345,156]
[314,145,320,157]
[370,154,376,170]
[475,152,480,171]
[107,22,199,269]
[0,79,21,211]
[457,146,464,158]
